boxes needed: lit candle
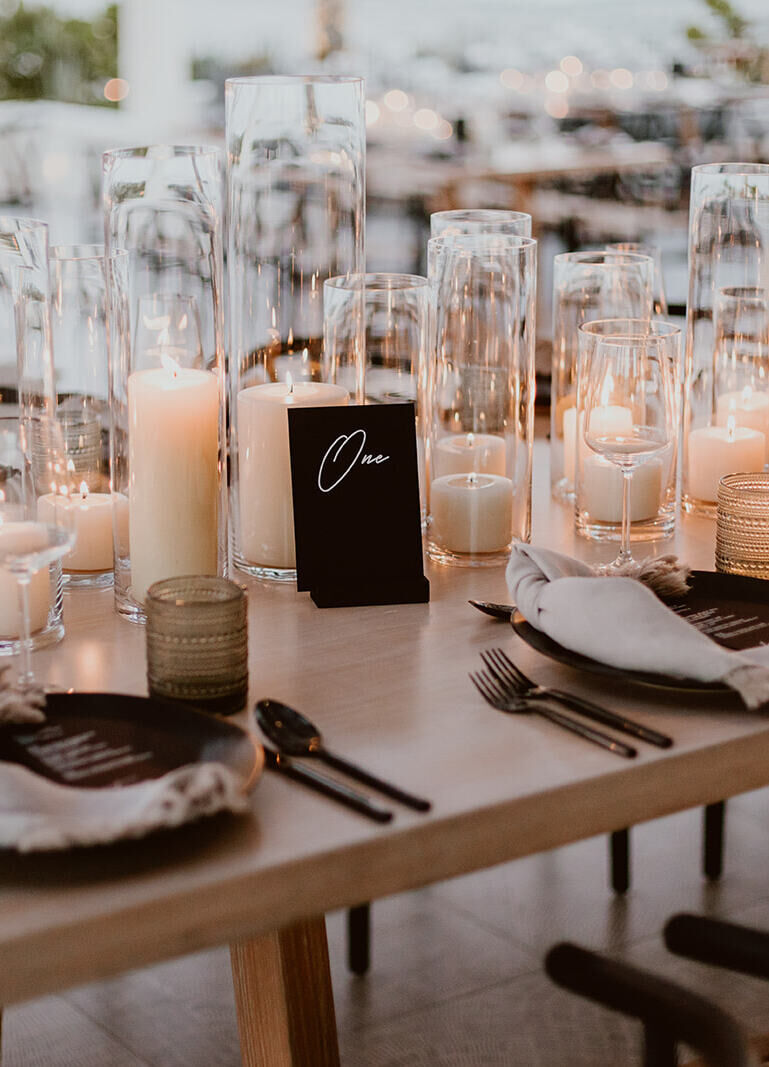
[687,416,765,503]
[38,482,113,573]
[716,386,769,458]
[433,432,507,477]
[564,404,633,486]
[581,455,663,522]
[429,472,513,554]
[128,355,219,603]
[0,522,52,639]
[238,378,349,570]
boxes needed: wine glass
[0,415,75,694]
[580,335,676,571]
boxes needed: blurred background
[1,0,768,341]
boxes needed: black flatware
[469,599,515,620]
[262,746,393,823]
[256,699,431,813]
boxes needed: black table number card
[288,403,429,608]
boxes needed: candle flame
[79,481,89,499]
[286,370,294,394]
[466,432,474,446]
[468,472,478,486]
[727,414,737,441]
[160,351,181,378]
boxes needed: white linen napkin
[506,544,769,708]
[0,759,251,852]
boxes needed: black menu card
[288,403,429,608]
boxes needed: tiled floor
[4,793,769,1066]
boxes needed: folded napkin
[0,759,251,852]
[506,544,769,709]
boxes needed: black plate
[0,692,262,790]
[512,569,769,692]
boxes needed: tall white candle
[0,522,52,639]
[238,381,349,570]
[581,455,663,523]
[433,432,506,477]
[687,419,765,503]
[430,472,513,554]
[716,387,769,458]
[128,361,219,603]
[38,483,113,573]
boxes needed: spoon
[469,599,516,620]
[255,699,432,812]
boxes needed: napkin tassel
[0,666,46,725]
[592,554,692,600]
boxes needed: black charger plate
[512,569,769,692]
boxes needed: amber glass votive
[145,577,248,715]
[716,473,769,579]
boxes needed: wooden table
[3,442,769,1066]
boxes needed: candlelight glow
[727,414,737,441]
[160,351,181,378]
[79,481,89,499]
[286,370,294,393]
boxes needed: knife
[262,746,394,823]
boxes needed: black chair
[545,940,753,1066]
[345,806,727,976]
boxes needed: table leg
[230,916,340,1067]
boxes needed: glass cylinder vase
[103,146,227,622]
[226,75,365,581]
[426,234,536,566]
[48,245,129,589]
[683,163,769,516]
[550,251,654,502]
[0,217,51,422]
[430,209,532,239]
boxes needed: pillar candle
[687,420,765,503]
[433,432,507,477]
[38,483,113,573]
[128,363,219,604]
[716,387,769,458]
[238,381,349,570]
[564,404,633,487]
[0,522,52,638]
[430,472,513,554]
[581,455,663,523]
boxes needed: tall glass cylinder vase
[426,234,536,566]
[226,75,365,581]
[103,146,227,622]
[550,251,654,501]
[0,217,51,421]
[48,245,129,588]
[682,163,769,516]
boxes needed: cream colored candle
[38,483,113,573]
[687,419,765,503]
[0,522,51,638]
[564,404,633,486]
[128,361,219,603]
[581,455,663,523]
[430,472,513,554]
[716,387,769,458]
[433,432,506,477]
[238,380,349,570]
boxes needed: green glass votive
[145,576,248,715]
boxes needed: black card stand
[288,403,429,609]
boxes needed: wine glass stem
[620,469,633,565]
[15,573,35,690]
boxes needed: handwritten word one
[317,428,390,493]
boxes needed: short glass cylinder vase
[226,75,365,581]
[145,576,248,716]
[682,163,769,517]
[426,234,536,566]
[574,319,681,543]
[47,245,129,589]
[324,272,429,516]
[550,251,654,502]
[103,146,227,622]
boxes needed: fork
[470,669,637,757]
[481,648,673,750]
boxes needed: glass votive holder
[716,473,769,579]
[145,576,248,716]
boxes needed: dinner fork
[480,648,673,749]
[469,669,637,758]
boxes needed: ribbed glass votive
[716,473,769,579]
[145,577,248,715]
